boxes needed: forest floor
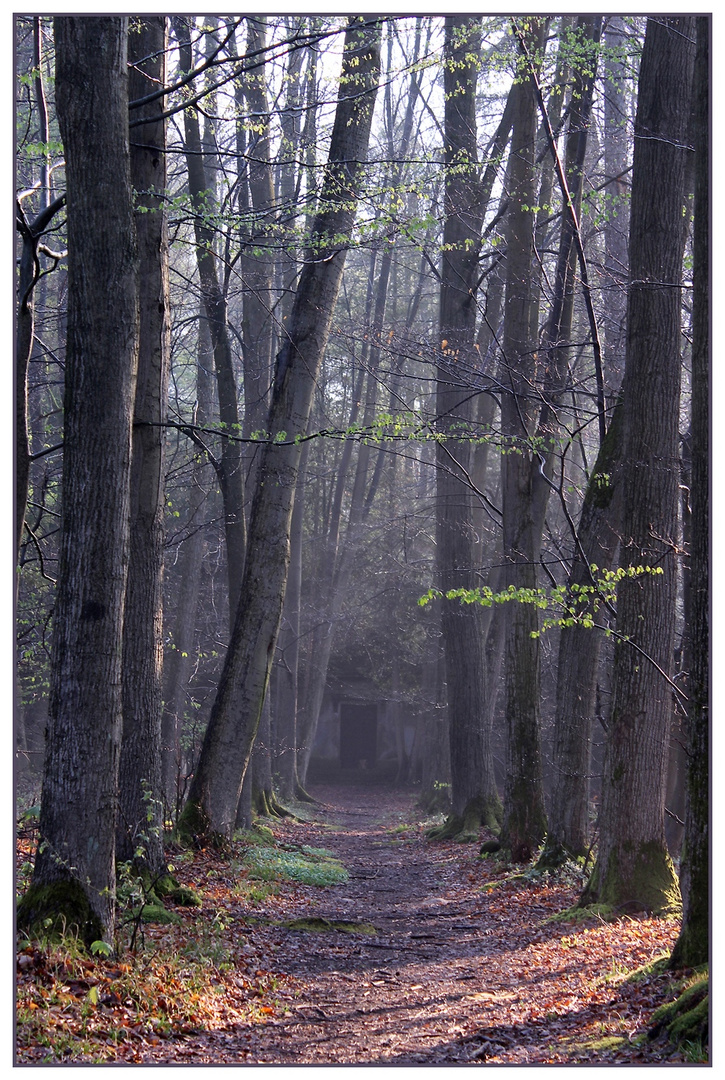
[16,779,704,1065]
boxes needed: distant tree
[580,16,695,914]
[179,16,382,843]
[18,16,138,945]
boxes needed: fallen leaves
[16,784,701,1065]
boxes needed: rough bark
[670,15,709,967]
[180,17,382,843]
[116,15,170,875]
[499,18,549,862]
[580,16,695,914]
[18,17,138,945]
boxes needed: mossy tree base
[579,841,681,916]
[427,796,501,842]
[17,879,106,949]
[535,837,587,872]
[649,971,708,1059]
[175,799,231,852]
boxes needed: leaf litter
[16,781,700,1064]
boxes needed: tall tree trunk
[670,15,709,966]
[601,15,630,394]
[180,17,382,843]
[19,16,138,945]
[160,314,213,812]
[581,16,695,914]
[541,398,624,863]
[499,17,549,862]
[432,16,500,840]
[174,16,246,612]
[116,15,171,875]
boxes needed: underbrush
[16,816,349,1063]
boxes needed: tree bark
[499,18,549,862]
[180,17,382,843]
[670,15,709,967]
[581,16,695,914]
[432,16,500,839]
[116,15,171,876]
[19,16,138,945]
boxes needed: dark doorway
[339,702,378,769]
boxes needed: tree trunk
[19,16,138,946]
[581,16,695,914]
[180,17,382,843]
[174,16,246,612]
[541,399,624,863]
[433,16,500,840]
[670,15,709,967]
[160,314,213,812]
[499,18,549,861]
[116,15,170,876]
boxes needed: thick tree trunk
[19,17,138,945]
[116,15,170,876]
[180,17,381,843]
[670,16,709,967]
[499,19,549,861]
[581,16,695,914]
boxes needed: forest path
[238,781,500,1064]
[182,780,681,1066]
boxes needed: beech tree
[18,16,138,945]
[580,15,696,914]
[116,16,171,876]
[670,15,709,967]
[432,15,499,839]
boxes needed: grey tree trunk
[499,17,549,862]
[116,15,171,875]
[581,16,695,914]
[160,315,213,812]
[19,16,138,945]
[174,16,246,612]
[180,17,382,843]
[602,15,630,393]
[670,15,709,966]
[433,16,500,838]
[542,400,624,863]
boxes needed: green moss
[155,876,202,907]
[16,879,105,948]
[129,903,182,925]
[243,844,348,886]
[581,842,681,916]
[650,971,708,1056]
[175,800,229,851]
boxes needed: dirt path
[177,781,684,1066]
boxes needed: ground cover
[15,781,705,1064]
